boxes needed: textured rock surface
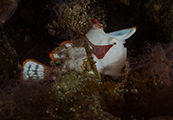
[0,0,172,119]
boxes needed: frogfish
[21,19,136,81]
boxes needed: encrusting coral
[47,0,107,40]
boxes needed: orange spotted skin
[59,40,72,47]
[49,50,58,61]
[128,26,137,31]
[92,19,103,29]
[49,40,73,61]
[80,59,89,71]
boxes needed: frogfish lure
[21,19,136,81]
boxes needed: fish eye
[113,42,117,45]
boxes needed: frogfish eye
[113,42,117,45]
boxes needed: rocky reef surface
[0,0,173,119]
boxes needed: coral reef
[0,0,173,119]
[1,43,173,119]
[0,0,18,24]
[0,40,19,84]
[47,0,107,40]
[123,43,173,119]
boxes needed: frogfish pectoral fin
[49,50,62,61]
[49,40,73,61]
[21,59,53,81]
